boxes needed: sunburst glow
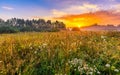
[55,11,120,27]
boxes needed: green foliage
[0,26,19,33]
[18,27,35,32]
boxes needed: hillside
[81,25,120,31]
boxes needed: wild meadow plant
[0,31,120,75]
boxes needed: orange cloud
[54,10,120,27]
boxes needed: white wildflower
[97,71,101,74]
[30,47,33,49]
[38,46,41,48]
[55,74,63,75]
[78,66,83,72]
[103,39,106,41]
[72,58,78,65]
[68,60,71,64]
[34,51,37,54]
[43,43,47,47]
[74,58,78,62]
[83,64,88,70]
[83,66,88,70]
[94,65,97,70]
[105,64,110,68]
[74,69,76,71]
[89,72,93,75]
[90,67,94,71]
[78,59,83,64]
[101,35,106,39]
[114,69,119,72]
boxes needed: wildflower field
[0,31,120,75]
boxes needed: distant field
[0,31,120,75]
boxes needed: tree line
[0,18,66,33]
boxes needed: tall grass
[0,31,120,75]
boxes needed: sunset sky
[0,0,120,27]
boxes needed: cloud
[51,9,67,17]
[51,3,100,16]
[2,6,14,10]
[112,4,120,12]
[48,0,116,9]
[65,3,100,13]
[54,10,120,27]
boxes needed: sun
[78,25,81,28]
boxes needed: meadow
[0,31,120,75]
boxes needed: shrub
[0,26,19,33]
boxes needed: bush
[0,26,19,33]
[18,27,34,32]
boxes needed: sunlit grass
[0,31,120,75]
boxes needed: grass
[0,31,120,75]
